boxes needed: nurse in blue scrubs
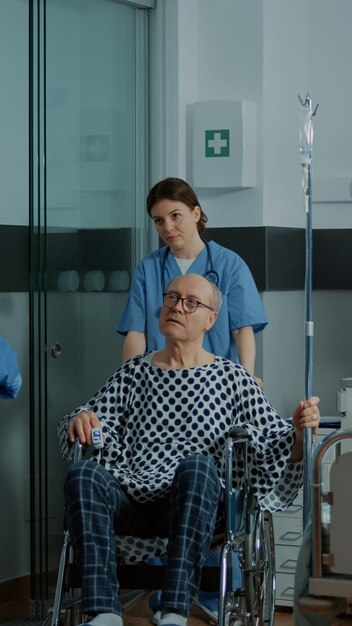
[117,177,268,620]
[118,177,267,381]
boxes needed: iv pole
[298,93,319,529]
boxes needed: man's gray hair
[209,281,222,312]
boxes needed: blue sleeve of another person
[0,337,22,399]
[118,261,148,335]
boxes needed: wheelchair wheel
[244,508,275,626]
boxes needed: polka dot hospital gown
[58,353,303,563]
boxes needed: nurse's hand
[67,410,101,446]
[254,375,264,390]
[122,331,147,362]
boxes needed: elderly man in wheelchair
[57,274,320,626]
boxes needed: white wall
[161,0,265,227]
[313,291,352,414]
[154,0,352,417]
[195,0,264,227]
[310,0,352,229]
[261,291,305,414]
[262,0,309,228]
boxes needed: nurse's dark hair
[146,177,208,236]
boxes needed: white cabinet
[273,492,303,606]
[273,427,334,607]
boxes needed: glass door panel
[30,0,150,602]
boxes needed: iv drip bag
[299,105,313,165]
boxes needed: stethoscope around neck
[161,238,220,291]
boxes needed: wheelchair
[44,428,276,626]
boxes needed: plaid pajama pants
[64,454,222,617]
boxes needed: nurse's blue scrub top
[117,240,267,362]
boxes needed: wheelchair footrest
[117,564,221,592]
[64,561,221,592]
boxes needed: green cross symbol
[205,129,230,157]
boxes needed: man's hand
[292,396,320,434]
[290,396,320,461]
[67,410,101,446]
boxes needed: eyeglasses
[162,292,214,314]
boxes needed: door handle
[51,342,62,358]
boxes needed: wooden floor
[1,594,352,625]
[121,596,352,626]
[123,601,292,626]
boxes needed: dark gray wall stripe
[312,229,352,290]
[0,225,350,293]
[207,226,305,291]
[0,226,30,292]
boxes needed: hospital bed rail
[295,426,352,623]
[308,427,352,600]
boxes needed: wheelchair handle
[74,438,84,463]
[228,427,249,440]
[73,427,103,463]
